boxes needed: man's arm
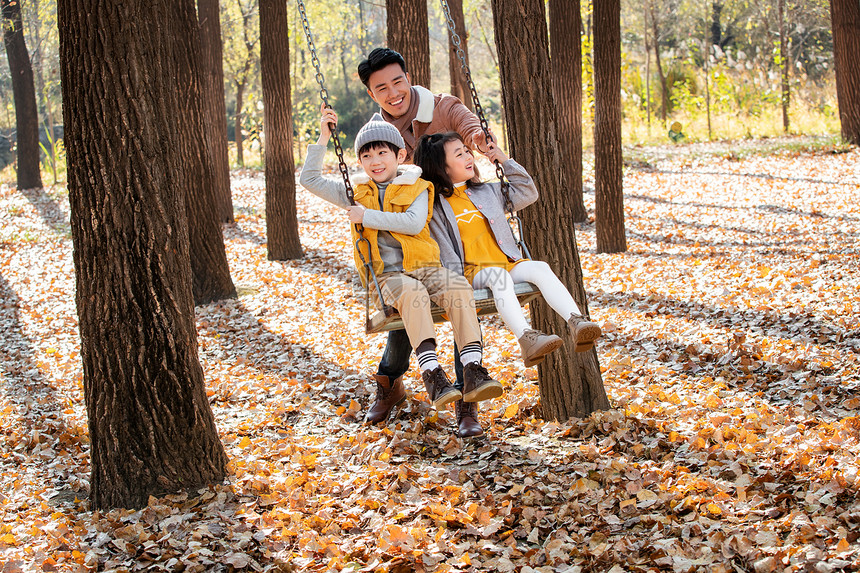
[437,94,489,153]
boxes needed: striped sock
[459,341,483,366]
[417,349,440,372]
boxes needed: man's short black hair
[357,140,401,157]
[357,48,407,88]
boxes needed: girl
[414,132,601,367]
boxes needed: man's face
[366,63,412,118]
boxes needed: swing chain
[296,0,354,205]
[439,0,525,254]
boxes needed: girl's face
[443,139,474,184]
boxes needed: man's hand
[482,140,509,164]
[347,204,366,224]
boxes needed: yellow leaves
[0,533,17,545]
[238,436,252,449]
[503,403,519,419]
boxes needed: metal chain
[296,0,394,325]
[440,0,529,257]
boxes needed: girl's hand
[483,140,509,164]
[347,204,366,224]
[318,103,338,145]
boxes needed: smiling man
[356,48,499,438]
[357,48,489,162]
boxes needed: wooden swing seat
[366,281,541,334]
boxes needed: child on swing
[299,106,503,416]
[413,132,602,367]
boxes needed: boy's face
[359,145,407,184]
[366,63,412,118]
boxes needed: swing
[296,0,541,334]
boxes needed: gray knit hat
[354,113,405,155]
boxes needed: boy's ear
[396,148,408,163]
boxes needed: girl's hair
[414,132,480,200]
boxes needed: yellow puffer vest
[351,166,441,285]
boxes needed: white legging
[472,261,582,339]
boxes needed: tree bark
[386,0,430,88]
[778,0,790,133]
[830,0,860,144]
[58,0,228,510]
[549,0,587,223]
[490,0,608,421]
[2,0,42,190]
[594,0,626,254]
[260,0,302,261]
[235,79,245,168]
[445,0,473,110]
[198,0,234,222]
[650,6,669,122]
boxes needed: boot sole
[463,380,504,402]
[522,337,564,368]
[433,388,463,410]
[573,324,602,353]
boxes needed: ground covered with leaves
[1,138,859,572]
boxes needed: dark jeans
[377,328,465,391]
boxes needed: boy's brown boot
[567,314,602,353]
[364,374,407,424]
[422,367,462,409]
[455,400,483,438]
[518,329,564,367]
[462,362,503,402]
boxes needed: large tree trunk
[58,0,229,510]
[490,0,608,421]
[549,0,587,223]
[175,0,236,304]
[445,0,473,110]
[2,0,42,190]
[830,0,860,144]
[198,0,234,222]
[386,0,430,88]
[594,0,626,254]
[260,0,302,261]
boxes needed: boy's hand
[318,103,338,145]
[347,204,366,224]
[483,140,509,164]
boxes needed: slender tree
[2,0,42,190]
[260,0,302,260]
[778,0,790,133]
[490,0,609,421]
[198,0,234,222]
[830,0,860,144]
[445,0,473,110]
[386,0,430,87]
[593,0,626,254]
[58,0,229,510]
[549,0,587,223]
[648,1,670,122]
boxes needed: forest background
[0,0,840,183]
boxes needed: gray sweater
[429,158,538,277]
[299,143,429,272]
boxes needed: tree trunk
[260,0,302,261]
[2,0,42,190]
[198,0,234,222]
[649,5,669,123]
[386,0,430,88]
[445,0,473,110]
[644,2,652,133]
[490,0,608,421]
[58,0,228,510]
[549,0,587,223]
[235,79,245,168]
[30,0,58,185]
[778,0,790,133]
[830,0,860,144]
[174,0,236,305]
[594,0,626,253]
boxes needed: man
[357,47,498,438]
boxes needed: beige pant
[377,267,482,350]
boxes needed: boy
[299,107,503,419]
